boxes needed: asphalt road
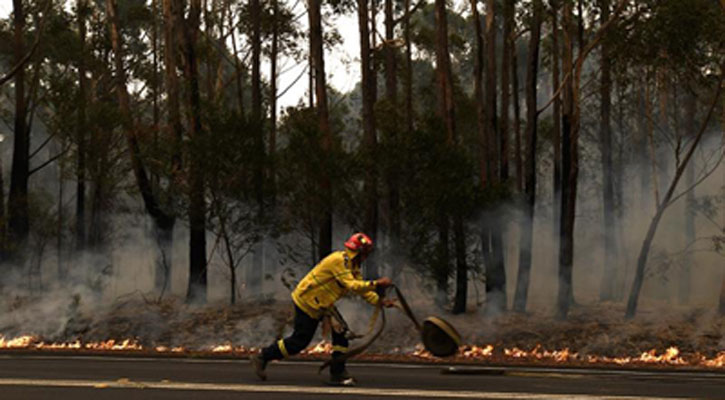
[0,354,723,399]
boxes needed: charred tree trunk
[404,0,413,135]
[720,76,725,316]
[179,0,207,303]
[556,0,577,319]
[435,0,456,145]
[484,0,506,314]
[309,0,333,260]
[156,0,184,295]
[8,0,30,254]
[384,0,401,275]
[500,0,513,182]
[434,0,457,309]
[470,0,486,186]
[228,5,245,117]
[162,0,182,177]
[551,0,562,233]
[87,73,107,251]
[512,20,522,192]
[598,0,618,302]
[359,0,379,279]
[513,0,542,313]
[484,0,497,180]
[249,0,264,298]
[151,0,160,182]
[384,0,397,110]
[75,0,88,254]
[269,0,279,206]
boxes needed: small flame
[211,344,233,353]
[0,335,36,348]
[301,340,332,355]
[155,346,185,353]
[463,345,493,358]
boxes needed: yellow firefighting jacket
[291,248,380,319]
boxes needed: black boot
[329,372,356,386]
[250,354,267,381]
[329,367,356,386]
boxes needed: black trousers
[261,304,349,375]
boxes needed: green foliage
[613,0,724,80]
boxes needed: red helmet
[344,233,374,254]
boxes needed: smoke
[0,121,722,357]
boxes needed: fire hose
[318,284,461,373]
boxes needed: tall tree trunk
[470,0,487,312]
[500,0,513,182]
[556,0,577,319]
[384,0,401,274]
[470,0,486,186]
[719,75,725,316]
[251,0,262,151]
[512,18,522,192]
[8,0,30,253]
[250,0,264,298]
[551,0,562,233]
[404,0,413,135]
[626,81,722,318]
[359,0,379,279]
[179,0,207,303]
[163,0,182,182]
[159,0,182,295]
[513,0,542,313]
[434,0,456,308]
[384,0,397,109]
[309,0,333,260]
[435,0,456,145]
[151,0,160,184]
[598,0,617,302]
[266,0,279,278]
[484,0,497,179]
[88,75,107,250]
[269,0,278,206]
[75,0,88,254]
[437,0,467,313]
[484,0,506,314]
[228,5,245,117]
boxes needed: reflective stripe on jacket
[291,249,380,319]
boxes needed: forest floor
[1,293,724,370]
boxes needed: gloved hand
[375,277,393,288]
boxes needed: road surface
[0,354,723,399]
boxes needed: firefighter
[250,232,394,386]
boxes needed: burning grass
[1,295,724,370]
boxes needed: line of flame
[1,335,723,368]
